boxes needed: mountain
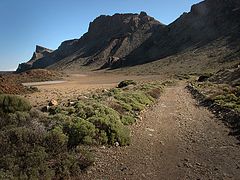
[111,0,240,68]
[17,12,162,72]
[17,0,240,73]
[17,46,53,72]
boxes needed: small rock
[49,99,58,106]
[102,89,108,93]
[146,128,155,132]
[87,170,92,174]
[196,162,201,166]
[100,146,106,149]
[159,141,165,145]
[120,167,127,171]
[68,101,75,106]
[115,142,120,147]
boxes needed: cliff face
[114,0,240,67]
[17,0,240,72]
[17,12,162,72]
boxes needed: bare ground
[78,82,240,180]
[25,73,166,107]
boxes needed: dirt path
[80,83,240,179]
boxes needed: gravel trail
[80,83,240,179]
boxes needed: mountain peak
[35,45,52,53]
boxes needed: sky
[0,0,202,71]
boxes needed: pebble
[146,128,155,132]
[100,146,106,149]
[196,162,201,166]
[159,141,165,145]
[115,142,120,147]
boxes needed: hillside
[17,0,240,74]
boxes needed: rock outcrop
[209,64,240,86]
[17,45,53,72]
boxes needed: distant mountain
[17,12,161,72]
[17,0,240,73]
[17,45,53,72]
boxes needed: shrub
[64,118,96,147]
[45,126,68,154]
[52,148,94,178]
[121,115,136,125]
[108,101,132,114]
[49,106,62,115]
[118,80,136,88]
[0,111,31,129]
[88,115,130,146]
[114,91,152,111]
[0,94,31,113]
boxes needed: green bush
[45,126,68,154]
[0,111,30,129]
[64,118,96,147]
[88,115,130,146]
[114,91,152,111]
[0,94,31,113]
[121,115,136,125]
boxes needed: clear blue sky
[0,0,202,71]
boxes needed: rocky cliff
[114,0,240,67]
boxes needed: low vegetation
[0,80,165,179]
[192,82,240,112]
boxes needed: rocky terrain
[0,69,62,94]
[17,0,240,74]
[209,64,240,86]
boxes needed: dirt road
[80,83,240,179]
